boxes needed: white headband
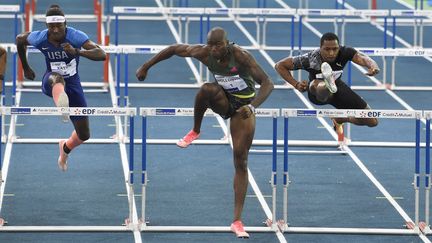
[46,15,65,23]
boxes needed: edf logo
[82,108,96,115]
[415,50,425,56]
[367,111,381,117]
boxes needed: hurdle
[106,5,432,149]
[278,108,422,235]
[352,48,432,90]
[390,10,432,48]
[0,4,21,108]
[139,107,280,233]
[108,6,432,92]
[0,106,138,231]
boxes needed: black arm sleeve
[341,46,357,61]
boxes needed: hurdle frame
[278,108,423,235]
[0,106,138,231]
[139,107,280,233]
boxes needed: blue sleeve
[67,27,89,48]
[27,30,47,48]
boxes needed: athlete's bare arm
[274,57,308,92]
[136,44,207,81]
[352,52,380,76]
[16,32,35,80]
[235,47,274,108]
[62,40,106,61]
[0,46,6,92]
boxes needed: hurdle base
[277,220,288,232]
[110,134,128,143]
[405,221,417,230]
[123,218,133,228]
[264,218,278,231]
[138,225,276,233]
[418,221,430,234]
[0,225,131,232]
[138,218,150,230]
[277,224,419,235]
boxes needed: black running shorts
[308,79,368,109]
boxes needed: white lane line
[103,20,143,243]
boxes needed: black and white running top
[291,46,357,82]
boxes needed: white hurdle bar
[109,6,432,91]
[139,107,279,232]
[278,108,422,235]
[0,106,137,231]
[4,43,432,92]
[0,104,134,143]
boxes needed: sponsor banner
[282,109,420,119]
[0,5,20,12]
[355,110,417,119]
[141,108,214,116]
[32,107,62,115]
[296,110,317,117]
[255,109,279,117]
[317,109,347,118]
[175,108,195,116]
[5,107,134,116]
[11,107,31,114]
[155,108,176,116]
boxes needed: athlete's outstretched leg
[177,83,229,148]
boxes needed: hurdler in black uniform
[275,32,380,138]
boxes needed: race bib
[50,59,77,77]
[214,74,248,92]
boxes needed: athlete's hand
[136,64,149,81]
[365,67,380,76]
[236,105,254,120]
[61,43,79,56]
[23,67,35,80]
[294,80,308,92]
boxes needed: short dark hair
[320,32,339,46]
[46,4,64,17]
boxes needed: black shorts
[308,79,367,109]
[222,90,254,119]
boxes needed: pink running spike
[230,220,249,238]
[176,130,200,148]
[58,140,68,171]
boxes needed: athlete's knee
[48,73,65,87]
[233,151,248,172]
[77,129,90,141]
[368,118,378,127]
[199,83,222,96]
[313,80,331,102]
[309,79,318,94]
